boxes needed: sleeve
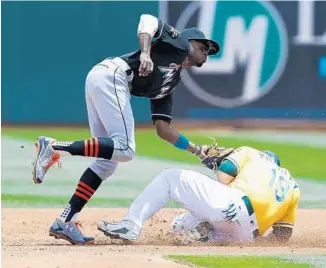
[273,189,300,228]
[218,159,238,177]
[153,19,190,52]
[150,94,173,124]
[225,146,251,175]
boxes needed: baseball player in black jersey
[32,14,220,245]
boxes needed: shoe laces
[75,221,85,234]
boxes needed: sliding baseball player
[98,146,300,244]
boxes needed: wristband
[174,134,190,150]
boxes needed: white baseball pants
[85,57,135,180]
[123,168,259,242]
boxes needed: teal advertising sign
[2,1,158,124]
[178,1,288,108]
[166,1,326,119]
[2,1,326,124]
[320,57,326,79]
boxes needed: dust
[2,208,326,268]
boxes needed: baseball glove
[201,139,234,171]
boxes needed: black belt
[242,196,259,239]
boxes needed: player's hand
[222,203,240,224]
[201,140,234,171]
[199,145,210,159]
[190,144,210,160]
[139,52,154,76]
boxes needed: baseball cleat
[97,220,141,241]
[32,136,60,184]
[49,218,95,245]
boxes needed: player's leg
[32,58,135,184]
[55,58,135,162]
[59,87,120,221]
[86,59,135,163]
[48,59,134,245]
[73,58,134,217]
[98,168,257,242]
[97,168,224,240]
[48,73,113,245]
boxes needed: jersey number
[269,168,290,203]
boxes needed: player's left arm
[216,160,237,184]
[269,191,300,242]
[215,147,250,184]
[151,95,207,158]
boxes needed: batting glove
[222,202,240,224]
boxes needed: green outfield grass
[2,127,326,180]
[166,255,313,268]
[1,193,182,208]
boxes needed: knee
[90,160,118,180]
[113,148,134,162]
[122,148,134,162]
[153,168,182,185]
[160,168,183,180]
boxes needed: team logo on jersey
[175,1,288,107]
[156,63,181,98]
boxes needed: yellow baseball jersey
[226,146,301,235]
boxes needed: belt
[96,57,133,76]
[242,196,259,239]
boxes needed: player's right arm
[137,14,158,76]
[150,95,207,158]
[137,14,190,76]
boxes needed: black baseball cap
[181,27,220,55]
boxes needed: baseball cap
[181,27,220,55]
[264,150,281,167]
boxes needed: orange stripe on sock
[94,138,99,157]
[75,190,90,201]
[76,186,93,198]
[90,139,94,157]
[79,181,95,193]
[84,140,88,156]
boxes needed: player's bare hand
[189,144,212,160]
[199,145,210,159]
[139,52,154,76]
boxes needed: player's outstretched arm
[154,120,207,159]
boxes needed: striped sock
[53,137,114,159]
[75,181,96,201]
[61,168,102,222]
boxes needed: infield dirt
[2,208,326,268]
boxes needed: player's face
[190,41,209,67]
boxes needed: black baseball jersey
[120,19,190,124]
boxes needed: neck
[182,60,192,69]
[183,42,195,68]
